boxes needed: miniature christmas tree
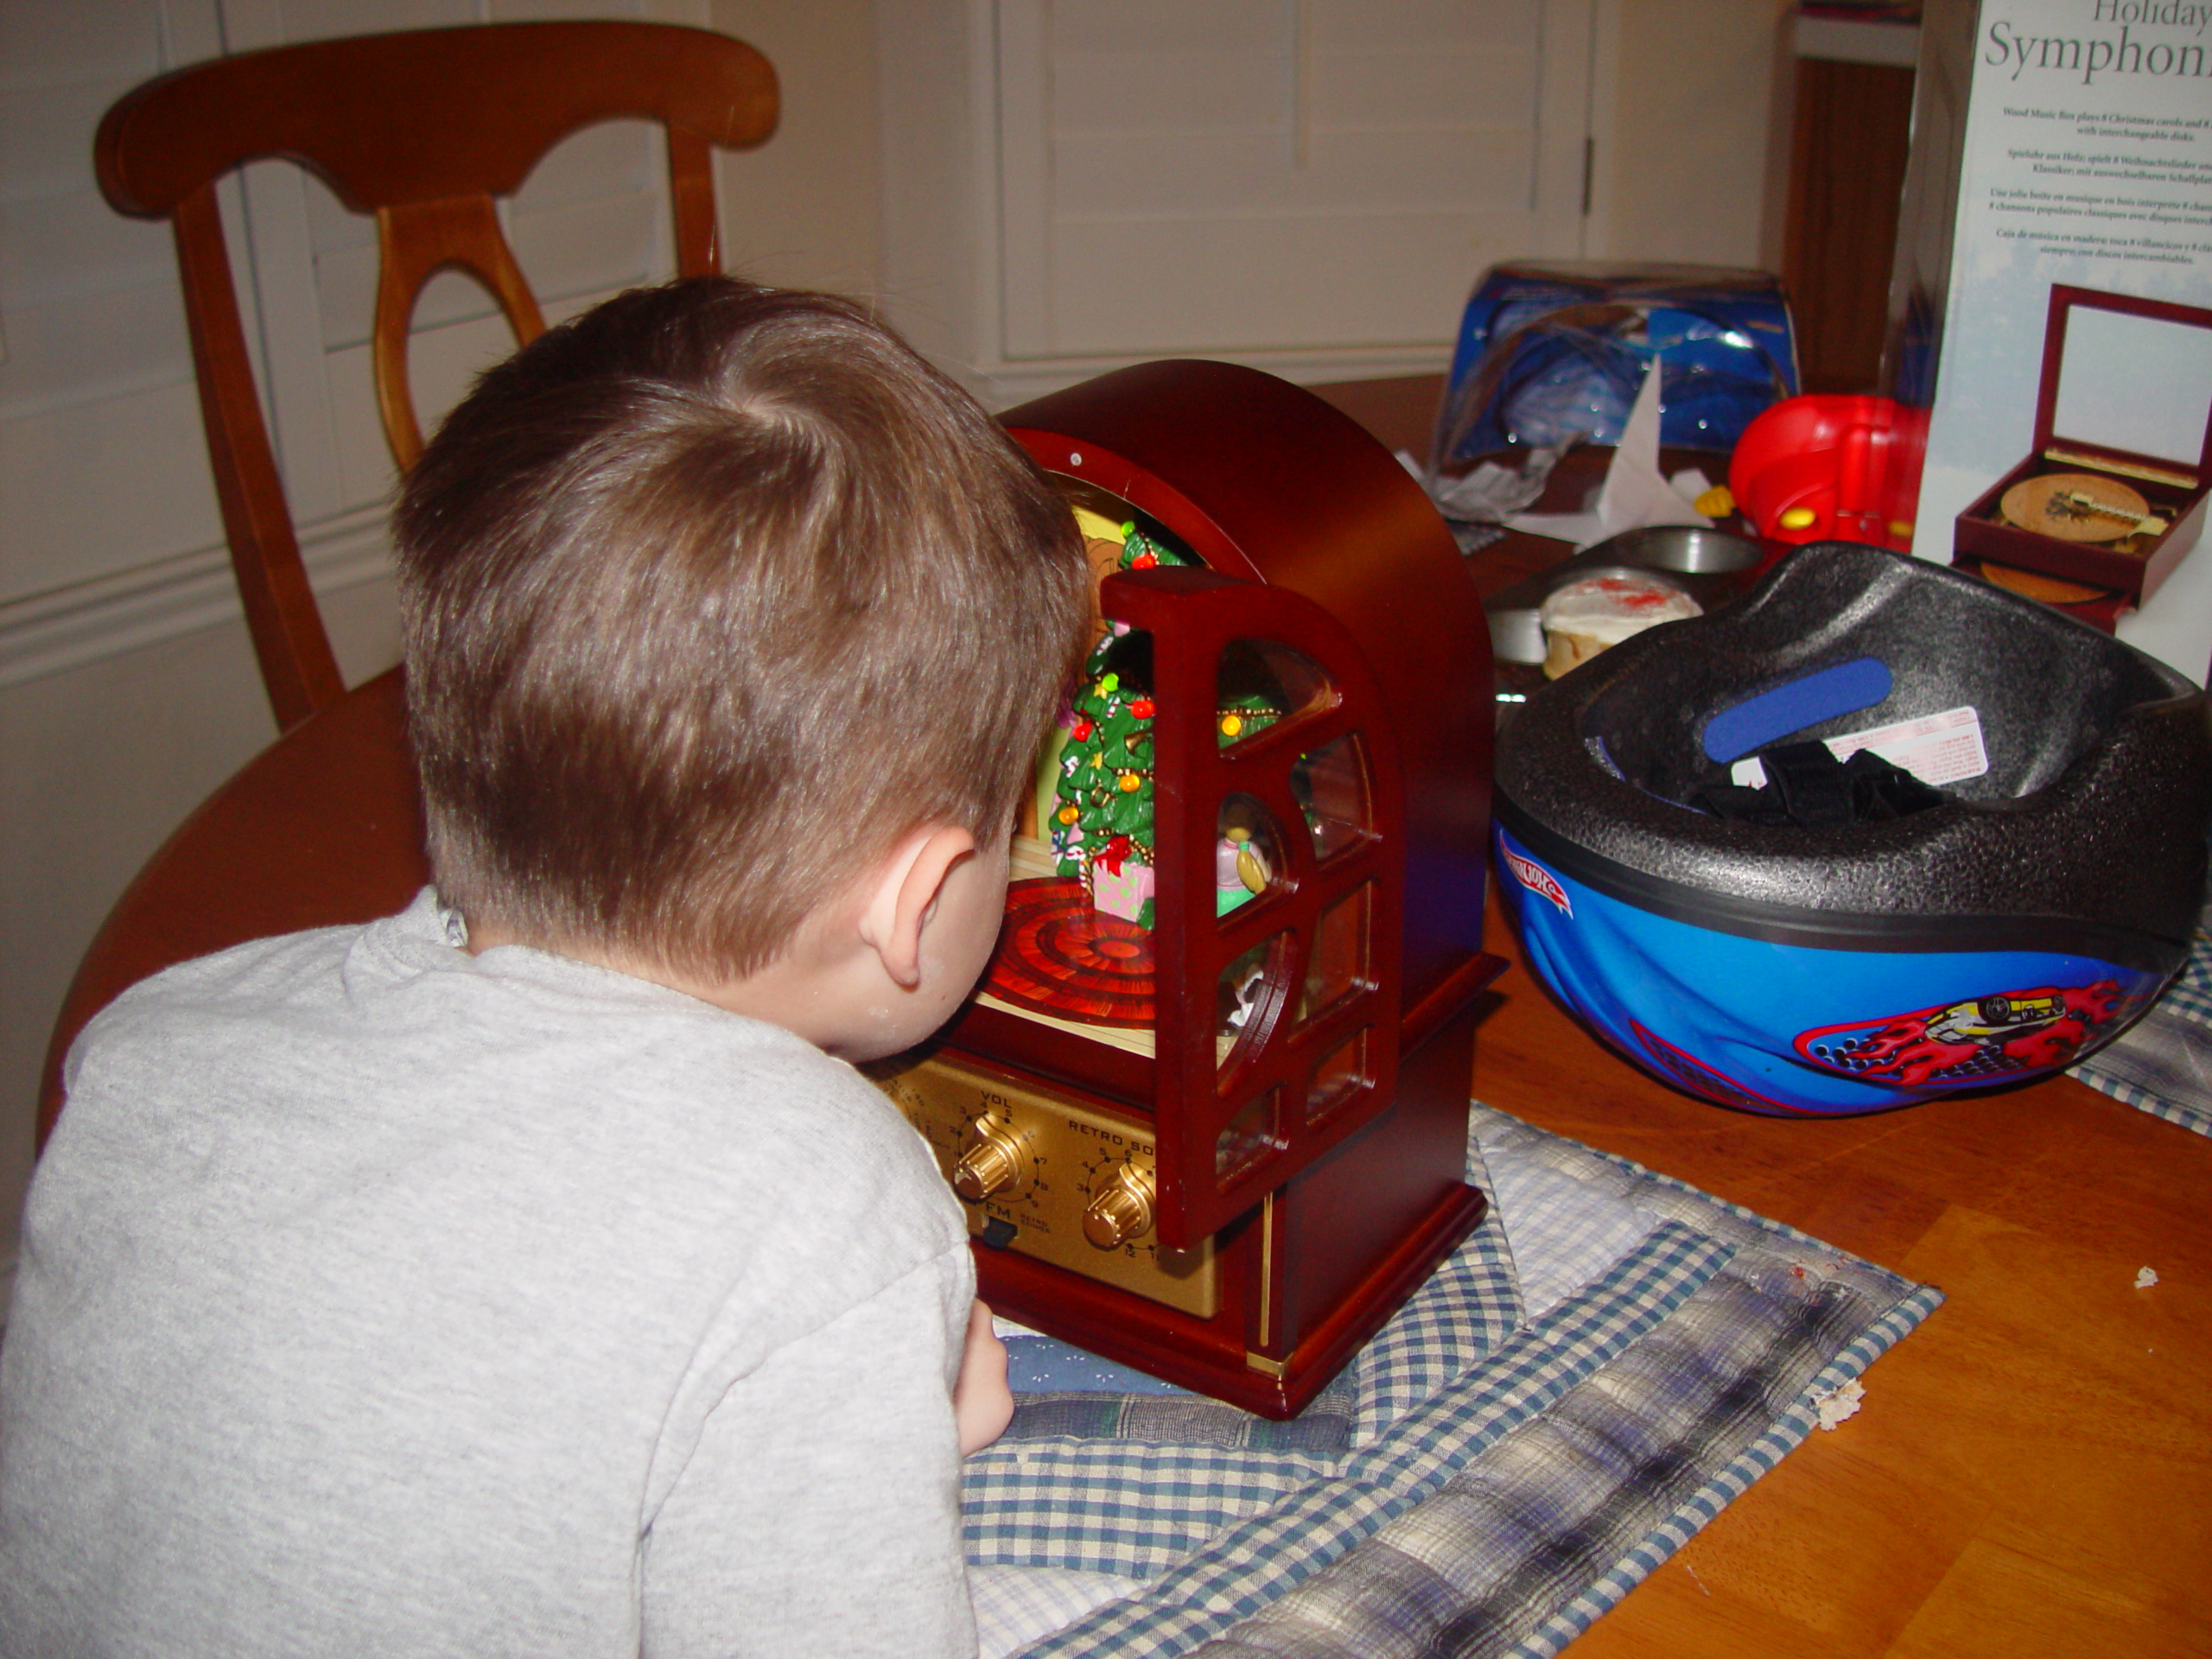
[1046,522,1300,930]
[1051,525,1183,914]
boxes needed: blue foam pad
[1701,656,1893,763]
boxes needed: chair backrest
[95,22,779,730]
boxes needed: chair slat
[173,188,346,730]
[373,198,547,471]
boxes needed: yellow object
[1887,520,1914,541]
[1220,714,1243,737]
[1056,804,1078,825]
[1694,484,1734,518]
[1071,504,1126,544]
[1117,772,1141,791]
[1779,506,1818,531]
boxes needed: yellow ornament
[1220,713,1243,737]
[1117,772,1141,792]
[1235,847,1267,893]
[1056,804,1079,825]
[1071,504,1127,545]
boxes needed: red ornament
[1130,550,1159,569]
[1071,718,1094,741]
[1130,698,1155,719]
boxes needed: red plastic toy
[1728,395,1929,551]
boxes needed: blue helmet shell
[1494,543,2211,1117]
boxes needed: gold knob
[1082,1165,1155,1249]
[953,1121,1027,1202]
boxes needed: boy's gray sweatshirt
[0,890,976,1657]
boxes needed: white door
[995,0,1594,372]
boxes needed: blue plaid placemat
[966,1105,1941,1658]
[2069,901,2212,1138]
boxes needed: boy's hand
[954,1300,1014,1455]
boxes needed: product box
[1952,285,2212,601]
[1433,263,1798,467]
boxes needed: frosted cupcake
[1539,573,1701,679]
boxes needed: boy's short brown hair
[396,277,1090,978]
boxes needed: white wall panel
[0,382,224,601]
[276,0,474,41]
[0,0,196,607]
[1,80,132,195]
[507,149,665,297]
[1051,128,1539,218]
[0,194,180,309]
[0,282,193,425]
[988,0,1591,380]
[1046,212,1527,354]
[0,0,164,86]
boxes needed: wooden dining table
[35,377,2212,1657]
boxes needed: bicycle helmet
[1494,541,2212,1116]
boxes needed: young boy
[0,279,1091,1655]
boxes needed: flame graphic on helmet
[1796,982,2126,1089]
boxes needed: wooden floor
[1467,886,2212,1658]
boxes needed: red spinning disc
[984,877,1155,1027]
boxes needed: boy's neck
[461,912,873,1057]
[455,824,1006,1064]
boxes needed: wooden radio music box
[1954,284,2212,602]
[873,361,1503,1418]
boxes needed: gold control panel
[875,1055,1217,1318]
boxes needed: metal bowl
[1580,524,1763,575]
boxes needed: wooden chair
[95,21,779,731]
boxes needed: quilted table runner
[2069,899,2212,1138]
[964,1103,1942,1659]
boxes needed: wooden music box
[874,361,1503,1418]
[1954,285,2212,601]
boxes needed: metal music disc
[1976,560,2110,605]
[2000,473,2150,543]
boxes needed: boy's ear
[857,824,979,988]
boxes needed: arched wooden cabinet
[876,361,1503,1417]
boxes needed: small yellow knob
[953,1122,1027,1202]
[1082,1165,1155,1249]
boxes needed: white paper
[1731,704,1992,790]
[1505,362,1714,550]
